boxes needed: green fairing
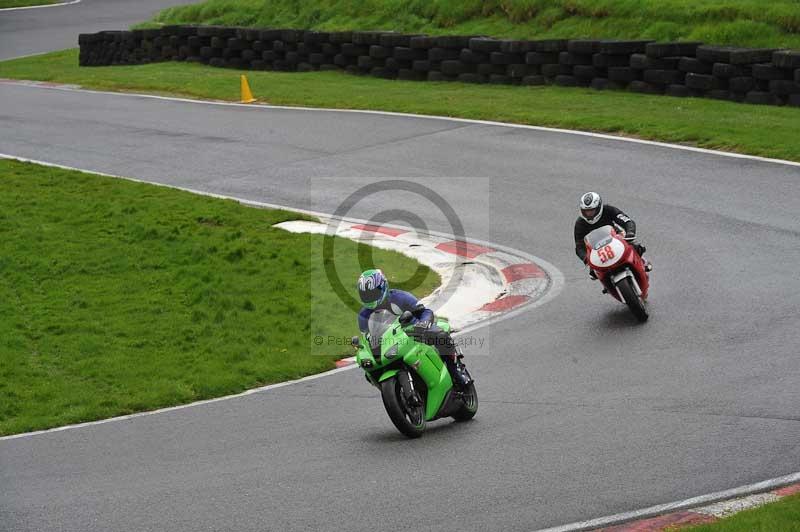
[355,312,454,421]
[377,369,399,382]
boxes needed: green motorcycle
[353,309,478,438]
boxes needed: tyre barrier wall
[78,26,800,107]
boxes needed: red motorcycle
[584,225,649,322]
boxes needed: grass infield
[0,160,439,435]
[2,49,800,162]
[684,493,800,531]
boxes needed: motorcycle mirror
[351,336,361,348]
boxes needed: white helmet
[579,192,603,224]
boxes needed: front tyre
[617,276,649,322]
[452,382,478,422]
[380,376,426,438]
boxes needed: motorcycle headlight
[384,345,399,359]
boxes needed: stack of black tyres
[77,26,800,107]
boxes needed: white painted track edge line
[0,364,358,441]
[2,79,800,169]
[533,471,800,532]
[0,153,560,441]
[0,0,79,12]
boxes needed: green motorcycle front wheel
[380,376,426,438]
[452,382,478,422]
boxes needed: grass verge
[3,49,800,162]
[146,0,800,49]
[682,493,800,531]
[0,0,57,8]
[0,159,439,435]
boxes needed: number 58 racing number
[598,245,615,263]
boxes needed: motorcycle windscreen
[367,309,397,354]
[584,225,615,250]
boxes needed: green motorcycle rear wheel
[452,382,478,422]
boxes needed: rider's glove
[415,319,432,330]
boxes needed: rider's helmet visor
[581,207,599,220]
[359,285,385,305]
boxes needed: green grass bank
[0,160,439,435]
[147,0,800,49]
[3,49,800,162]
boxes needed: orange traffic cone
[240,75,256,103]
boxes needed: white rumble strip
[275,218,551,331]
[693,491,781,518]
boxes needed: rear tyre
[617,276,649,322]
[452,382,478,422]
[380,376,425,438]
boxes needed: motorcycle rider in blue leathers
[357,269,470,388]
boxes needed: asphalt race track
[0,0,195,61]
[2,9,800,532]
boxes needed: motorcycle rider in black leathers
[573,192,652,274]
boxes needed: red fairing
[586,231,649,302]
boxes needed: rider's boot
[635,243,653,272]
[443,351,472,389]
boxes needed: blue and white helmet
[357,269,388,309]
[579,192,604,224]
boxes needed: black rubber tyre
[712,63,748,78]
[573,65,599,80]
[525,51,559,65]
[559,51,593,66]
[452,382,479,422]
[745,91,780,105]
[533,39,568,53]
[685,73,719,91]
[381,376,425,438]
[428,47,460,62]
[678,57,713,74]
[469,38,503,53]
[771,50,800,70]
[599,40,651,55]
[440,60,466,76]
[490,52,517,65]
[555,75,578,87]
[501,40,535,54]
[617,276,649,323]
[593,53,632,68]
[645,41,701,58]
[567,40,601,55]
[608,67,638,83]
[752,64,785,81]
[644,69,684,85]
